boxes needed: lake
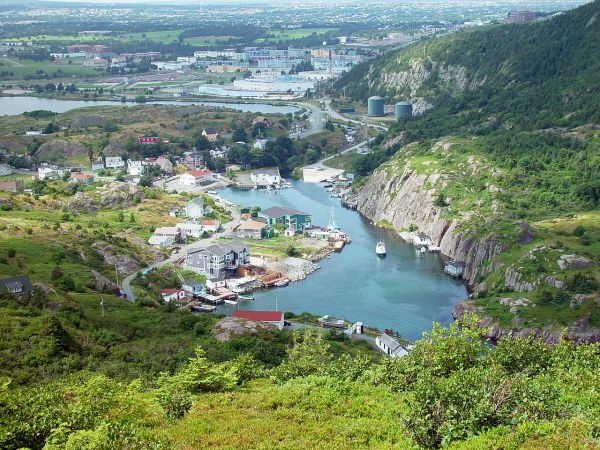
[0,96,301,116]
[216,181,467,341]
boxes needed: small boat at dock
[224,298,238,305]
[237,293,254,300]
[275,279,290,287]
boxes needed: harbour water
[0,96,301,116]
[216,181,467,341]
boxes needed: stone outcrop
[102,140,125,156]
[67,182,145,212]
[557,254,596,270]
[90,241,140,274]
[91,269,118,293]
[71,115,106,128]
[453,300,600,344]
[212,317,276,342]
[356,166,509,288]
[35,140,88,160]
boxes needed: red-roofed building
[161,289,186,302]
[69,173,94,185]
[180,169,214,186]
[232,310,284,330]
[200,219,221,233]
[138,136,158,145]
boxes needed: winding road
[121,198,241,302]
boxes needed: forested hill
[334,0,600,132]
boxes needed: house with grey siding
[184,241,250,279]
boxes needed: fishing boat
[224,298,238,305]
[376,239,386,257]
[275,279,290,287]
[237,293,254,300]
[191,304,216,313]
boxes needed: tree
[232,127,248,143]
[116,211,124,222]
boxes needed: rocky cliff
[356,165,506,289]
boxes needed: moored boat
[237,293,254,300]
[376,239,386,257]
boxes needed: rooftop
[204,127,219,135]
[378,333,403,352]
[237,220,268,230]
[0,275,32,294]
[260,206,309,218]
[185,170,213,177]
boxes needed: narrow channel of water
[0,96,300,116]
[216,181,467,341]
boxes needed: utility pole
[100,295,105,316]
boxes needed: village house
[181,280,204,296]
[234,220,271,240]
[185,197,207,219]
[232,310,284,331]
[153,226,181,242]
[200,219,220,233]
[91,160,104,172]
[69,173,94,185]
[184,152,204,170]
[444,260,466,278]
[252,115,272,128]
[180,169,214,186]
[138,136,158,145]
[127,160,143,176]
[184,241,250,279]
[209,147,228,159]
[38,164,69,180]
[376,333,409,358]
[202,128,220,142]
[155,157,173,174]
[105,156,125,169]
[206,276,227,291]
[250,167,281,186]
[413,233,432,247]
[160,289,186,302]
[0,275,33,297]
[258,206,312,231]
[0,181,17,193]
[176,222,204,239]
[253,138,269,150]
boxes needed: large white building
[250,168,281,186]
[180,170,214,186]
[127,160,143,176]
[105,156,124,169]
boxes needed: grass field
[256,27,337,43]
[183,36,237,46]
[5,30,186,45]
[0,57,102,80]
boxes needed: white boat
[275,279,290,287]
[376,239,386,257]
[224,299,238,305]
[420,246,427,253]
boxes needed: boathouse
[444,260,466,278]
[376,333,409,358]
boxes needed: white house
[232,310,285,331]
[105,156,125,169]
[38,164,69,180]
[254,138,269,150]
[444,260,466,278]
[161,289,186,302]
[127,160,143,176]
[200,219,220,233]
[155,157,173,174]
[180,170,214,186]
[147,235,174,248]
[176,222,204,238]
[153,227,181,242]
[376,333,409,358]
[250,167,281,186]
[185,197,207,219]
[413,233,432,247]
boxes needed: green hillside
[335,0,600,131]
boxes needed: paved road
[289,101,325,138]
[121,196,241,302]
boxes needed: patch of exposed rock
[35,140,88,160]
[71,115,106,128]
[91,241,140,274]
[212,317,276,342]
[67,182,145,212]
[91,269,118,293]
[453,300,600,344]
[557,254,596,270]
[102,140,125,156]
[68,192,99,212]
